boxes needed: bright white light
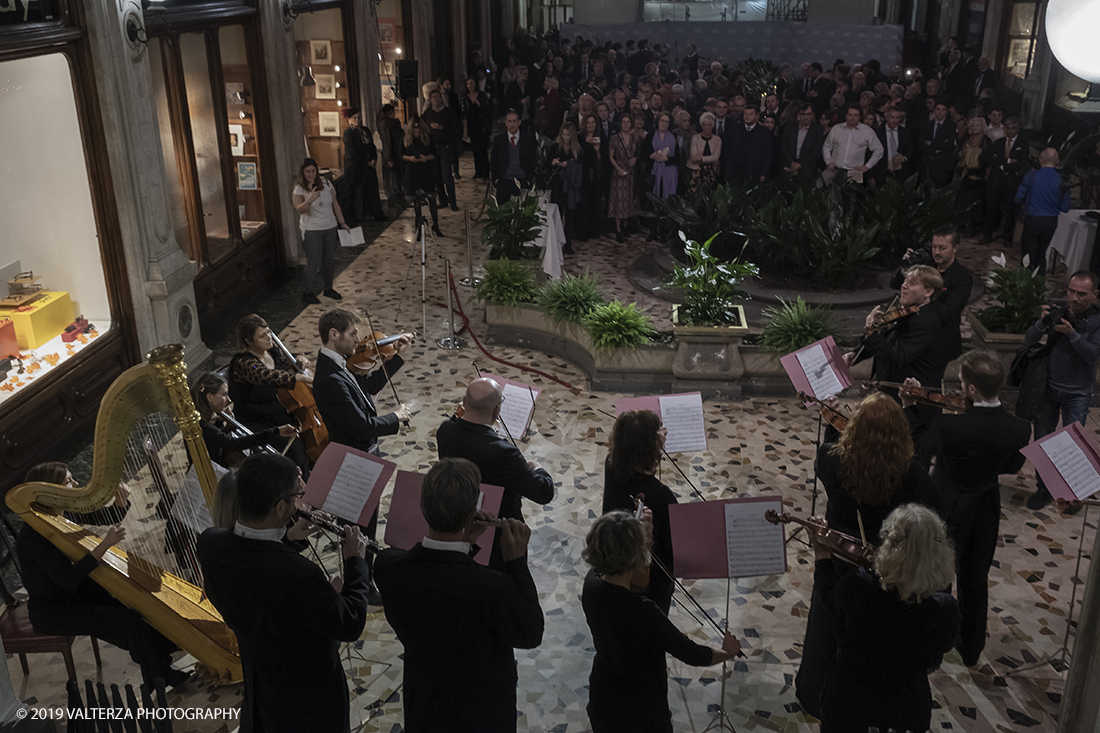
[1047,0,1100,82]
[378,53,383,60]
[338,100,343,106]
[334,65,341,72]
[395,48,402,55]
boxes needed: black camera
[902,247,935,268]
[1042,300,1075,329]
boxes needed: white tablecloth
[1048,209,1098,275]
[527,202,565,279]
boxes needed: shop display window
[1004,1,1040,81]
[0,53,112,406]
[294,8,352,173]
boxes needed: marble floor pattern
[7,160,1092,733]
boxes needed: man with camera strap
[1023,271,1100,510]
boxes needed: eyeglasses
[272,488,306,508]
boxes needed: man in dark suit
[984,117,1028,242]
[808,62,835,115]
[969,57,998,110]
[901,351,1031,668]
[313,308,412,456]
[872,106,915,184]
[437,377,555,568]
[725,107,773,183]
[941,48,967,109]
[503,65,532,127]
[848,265,945,390]
[373,458,544,733]
[920,101,957,187]
[779,102,824,182]
[490,110,537,203]
[197,453,373,733]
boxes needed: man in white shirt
[985,107,1005,141]
[823,104,883,183]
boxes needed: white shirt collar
[745,123,756,131]
[320,345,347,370]
[973,399,1001,408]
[233,522,287,542]
[422,536,471,554]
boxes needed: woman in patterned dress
[686,112,721,198]
[608,114,639,242]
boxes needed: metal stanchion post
[458,209,481,287]
[437,259,467,349]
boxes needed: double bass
[270,332,329,462]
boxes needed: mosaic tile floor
[8,159,1091,733]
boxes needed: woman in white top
[292,157,351,305]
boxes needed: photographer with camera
[1015,147,1072,276]
[1024,271,1100,509]
[890,226,974,386]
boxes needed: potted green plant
[536,271,605,325]
[969,260,1047,369]
[758,297,837,353]
[481,195,545,261]
[584,300,657,351]
[667,233,756,331]
[475,258,538,307]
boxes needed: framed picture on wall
[318,111,341,137]
[228,124,245,156]
[310,40,332,65]
[237,162,258,190]
[378,20,395,47]
[315,74,336,100]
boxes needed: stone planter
[968,307,1026,371]
[671,305,749,396]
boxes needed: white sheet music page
[498,382,537,440]
[321,452,385,522]
[1040,431,1100,500]
[658,393,707,453]
[170,463,225,534]
[795,343,844,400]
[724,501,787,578]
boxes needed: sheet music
[1040,431,1100,500]
[498,382,537,440]
[659,393,707,453]
[170,463,227,534]
[338,227,366,247]
[724,501,787,578]
[795,343,844,400]
[321,452,386,522]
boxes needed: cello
[270,332,329,462]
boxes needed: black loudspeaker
[396,59,419,100]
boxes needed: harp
[5,344,242,683]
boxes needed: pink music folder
[302,443,397,526]
[1020,422,1100,502]
[615,395,662,416]
[779,336,852,400]
[384,469,505,566]
[668,496,787,579]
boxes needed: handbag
[1009,340,1051,420]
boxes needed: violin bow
[848,293,901,365]
[593,407,708,502]
[472,361,520,448]
[362,307,408,426]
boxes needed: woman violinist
[190,372,298,469]
[796,392,948,719]
[228,314,311,475]
[812,504,959,733]
[602,410,677,614]
[581,511,741,733]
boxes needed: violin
[346,331,413,372]
[764,509,876,568]
[863,380,971,412]
[630,493,651,591]
[864,304,919,336]
[270,332,329,462]
[797,391,848,431]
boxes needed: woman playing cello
[228,314,311,475]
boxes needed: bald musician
[436,377,555,568]
[373,458,544,733]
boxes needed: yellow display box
[0,292,75,351]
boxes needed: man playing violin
[900,350,1030,668]
[437,377,555,570]
[313,308,414,603]
[373,458,544,733]
[890,226,974,385]
[846,264,944,395]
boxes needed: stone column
[1020,27,1054,130]
[258,0,309,265]
[80,0,211,369]
[409,0,434,112]
[354,0,383,126]
[452,0,467,84]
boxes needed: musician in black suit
[436,377,555,569]
[984,118,1029,241]
[313,309,412,456]
[373,458,544,733]
[197,453,372,733]
[872,107,915,184]
[847,265,945,390]
[490,111,537,203]
[901,351,1031,668]
[919,101,957,187]
[779,103,824,182]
